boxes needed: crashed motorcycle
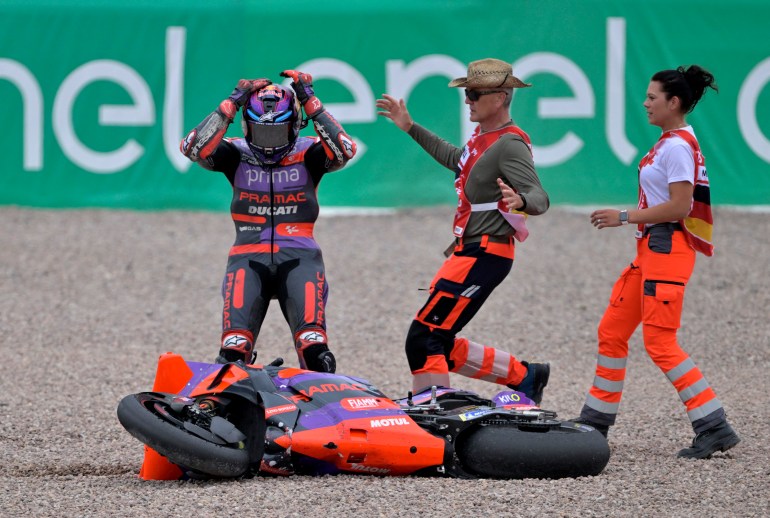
[117,353,610,480]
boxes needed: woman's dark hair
[652,65,718,114]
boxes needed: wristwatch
[619,210,629,225]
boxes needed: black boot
[215,348,253,364]
[508,362,550,405]
[299,342,337,373]
[677,421,740,459]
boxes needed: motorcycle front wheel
[117,393,251,478]
[455,421,610,479]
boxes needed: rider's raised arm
[179,79,271,170]
[281,70,357,172]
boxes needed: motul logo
[369,417,409,427]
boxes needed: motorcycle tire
[456,421,610,479]
[117,393,250,478]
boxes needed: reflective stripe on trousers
[449,338,526,385]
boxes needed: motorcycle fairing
[137,353,446,479]
[266,370,446,476]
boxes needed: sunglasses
[465,89,508,101]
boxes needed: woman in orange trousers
[573,65,740,459]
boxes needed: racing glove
[280,70,324,118]
[227,78,272,109]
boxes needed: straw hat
[448,58,531,89]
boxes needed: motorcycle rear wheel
[117,393,250,478]
[456,422,610,479]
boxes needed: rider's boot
[295,329,336,373]
[677,420,740,459]
[508,361,550,405]
[215,331,255,364]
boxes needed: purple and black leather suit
[205,135,344,367]
[181,76,356,370]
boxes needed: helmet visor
[245,120,292,150]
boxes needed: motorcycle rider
[180,71,356,371]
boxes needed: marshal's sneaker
[508,362,550,405]
[677,421,740,459]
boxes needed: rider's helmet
[241,84,302,164]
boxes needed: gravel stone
[1,206,767,517]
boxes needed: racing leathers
[181,81,356,372]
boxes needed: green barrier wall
[2,0,769,211]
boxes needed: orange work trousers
[580,225,725,433]
[406,236,529,392]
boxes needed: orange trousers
[580,227,725,433]
[406,237,529,392]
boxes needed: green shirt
[408,122,549,240]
